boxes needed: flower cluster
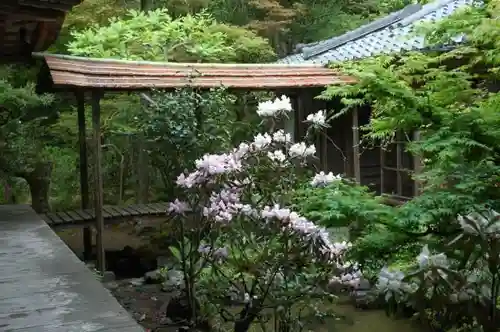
[198,244,229,260]
[416,245,448,269]
[327,241,362,288]
[168,199,191,214]
[169,94,364,292]
[310,171,342,187]
[458,209,500,235]
[306,110,327,127]
[203,187,256,224]
[256,95,292,117]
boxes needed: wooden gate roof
[35,53,355,90]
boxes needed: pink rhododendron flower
[167,199,191,214]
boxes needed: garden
[1,0,500,331]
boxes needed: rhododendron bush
[166,96,361,331]
[373,210,500,332]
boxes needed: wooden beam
[91,89,105,274]
[76,90,92,262]
[352,108,361,183]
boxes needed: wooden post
[352,108,361,183]
[136,136,149,204]
[413,131,423,196]
[380,145,385,195]
[76,90,92,261]
[91,90,105,274]
[396,133,403,196]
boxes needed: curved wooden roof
[0,0,83,60]
[35,53,355,90]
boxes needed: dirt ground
[105,280,177,332]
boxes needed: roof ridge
[302,3,422,60]
[396,0,457,27]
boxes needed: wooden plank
[74,209,93,221]
[154,202,168,213]
[43,212,64,225]
[84,208,96,219]
[107,206,128,217]
[55,211,74,224]
[100,207,112,219]
[120,206,139,216]
[144,203,161,214]
[113,206,132,217]
[102,206,120,218]
[131,204,149,215]
[126,205,144,216]
[64,210,83,223]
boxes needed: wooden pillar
[295,91,305,141]
[76,90,92,261]
[352,108,361,183]
[413,131,423,196]
[380,145,385,195]
[91,90,105,274]
[396,133,403,196]
[136,136,149,204]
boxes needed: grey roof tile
[277,0,477,65]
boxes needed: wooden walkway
[40,202,169,227]
[0,204,144,332]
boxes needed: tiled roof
[278,0,476,65]
[35,53,356,90]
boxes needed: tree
[320,0,500,266]
[0,66,56,213]
[67,9,275,63]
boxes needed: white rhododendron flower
[311,171,341,187]
[257,95,292,117]
[306,110,327,127]
[289,142,316,158]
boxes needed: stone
[104,281,120,290]
[166,292,192,324]
[357,277,371,290]
[161,269,184,292]
[144,269,164,284]
[129,277,145,286]
[101,270,116,282]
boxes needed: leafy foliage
[135,87,237,200]
[320,0,500,263]
[67,8,275,62]
[292,179,392,231]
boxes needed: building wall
[288,90,416,198]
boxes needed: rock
[101,271,116,282]
[166,292,211,331]
[161,269,184,292]
[165,292,193,324]
[357,277,371,290]
[144,269,164,284]
[104,281,120,290]
[129,277,145,286]
[104,245,158,279]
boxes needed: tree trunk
[23,162,52,213]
